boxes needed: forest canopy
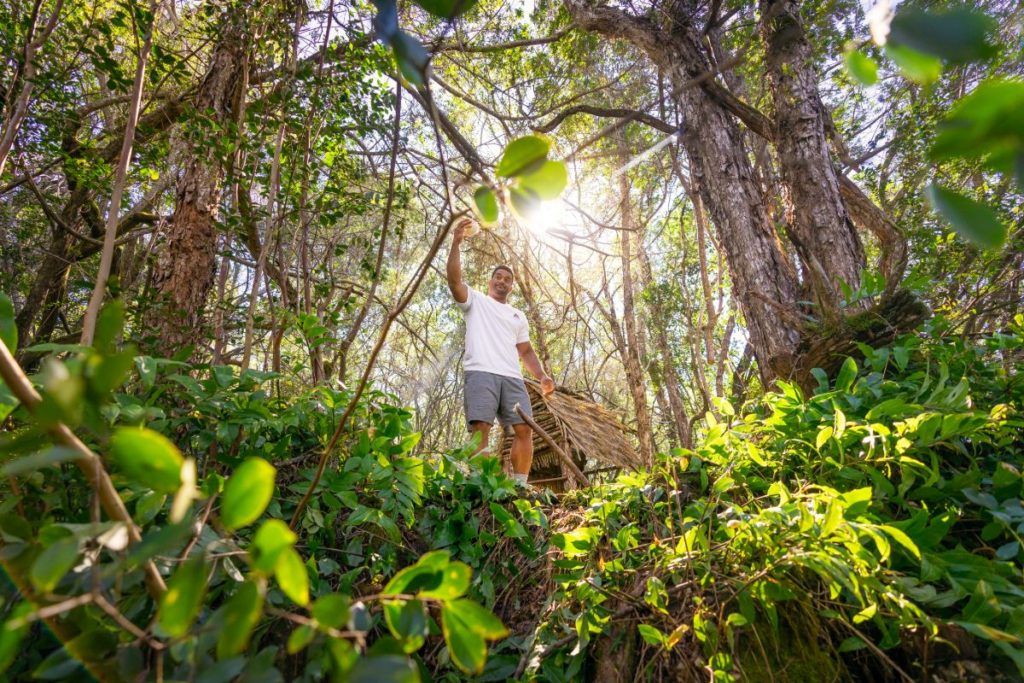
[0,0,1022,680]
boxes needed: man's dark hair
[492,265,514,279]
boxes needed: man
[446,217,555,487]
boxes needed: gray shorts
[464,371,533,427]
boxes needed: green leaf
[89,348,136,396]
[30,537,79,592]
[276,547,309,606]
[925,183,1007,250]
[159,557,209,638]
[446,599,508,639]
[419,561,471,600]
[507,186,541,220]
[930,80,1024,162]
[637,623,666,646]
[441,599,508,673]
[287,625,315,654]
[838,636,867,653]
[221,458,276,530]
[312,593,351,629]
[820,499,844,537]
[441,605,484,674]
[889,8,997,64]
[881,524,921,559]
[835,357,858,392]
[496,135,550,177]
[517,160,568,200]
[0,603,32,673]
[2,446,82,477]
[473,186,499,225]
[412,0,477,19]
[109,427,184,493]
[385,599,428,653]
[216,581,263,658]
[384,550,450,596]
[844,49,878,86]
[0,293,16,350]
[93,299,124,354]
[884,44,941,84]
[250,519,297,574]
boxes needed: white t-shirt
[457,287,530,378]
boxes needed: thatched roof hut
[500,379,642,491]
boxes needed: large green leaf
[844,49,878,86]
[383,550,450,596]
[216,581,264,658]
[925,183,1007,250]
[496,135,550,177]
[109,427,184,493]
[884,44,941,84]
[517,160,568,201]
[418,561,471,600]
[473,186,499,225]
[930,80,1024,162]
[30,537,79,593]
[384,599,428,653]
[441,599,508,675]
[507,186,541,221]
[889,8,998,64]
[159,557,208,638]
[0,293,16,350]
[250,519,297,575]
[276,547,309,606]
[221,457,276,530]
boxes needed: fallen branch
[514,402,590,488]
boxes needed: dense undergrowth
[1,309,1023,682]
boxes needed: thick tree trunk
[147,21,251,356]
[566,0,803,384]
[759,0,866,318]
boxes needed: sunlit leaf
[312,593,351,629]
[517,160,568,200]
[844,49,878,86]
[925,183,1007,250]
[884,44,941,84]
[496,135,550,177]
[472,186,499,225]
[250,519,297,575]
[109,427,184,493]
[221,457,276,530]
[276,547,309,606]
[0,603,32,673]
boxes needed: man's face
[489,268,514,298]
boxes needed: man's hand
[452,217,474,244]
[541,375,555,396]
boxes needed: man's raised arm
[446,218,471,303]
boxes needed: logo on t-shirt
[512,313,520,320]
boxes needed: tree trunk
[147,19,251,356]
[566,0,803,384]
[759,0,866,318]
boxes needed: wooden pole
[514,403,590,488]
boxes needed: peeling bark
[759,0,866,317]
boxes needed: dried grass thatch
[500,379,642,490]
